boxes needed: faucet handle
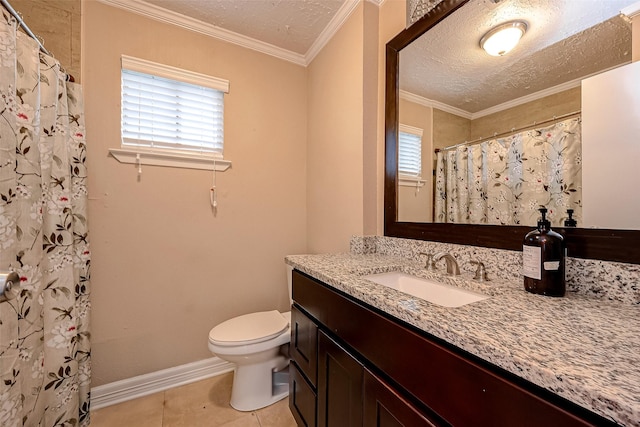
[418,252,436,271]
[469,260,489,282]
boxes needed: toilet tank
[286,264,293,305]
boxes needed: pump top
[538,207,550,229]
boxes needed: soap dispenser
[564,209,577,227]
[523,207,565,297]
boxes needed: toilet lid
[209,310,289,346]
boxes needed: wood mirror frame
[384,0,640,264]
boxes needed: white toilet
[207,266,293,411]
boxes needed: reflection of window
[398,124,423,178]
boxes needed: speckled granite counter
[285,252,640,426]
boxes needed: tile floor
[90,372,297,427]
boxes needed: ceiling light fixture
[480,20,527,56]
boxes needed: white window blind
[398,124,423,177]
[121,56,229,158]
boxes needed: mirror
[384,0,640,263]
[396,0,633,228]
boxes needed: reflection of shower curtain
[435,117,582,227]
[0,9,91,426]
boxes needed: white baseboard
[91,357,235,410]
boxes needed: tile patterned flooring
[90,372,297,426]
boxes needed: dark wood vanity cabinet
[289,270,615,427]
[291,306,435,427]
[290,305,318,426]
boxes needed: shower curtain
[0,8,91,427]
[434,117,582,227]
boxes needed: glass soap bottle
[522,207,565,297]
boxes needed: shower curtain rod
[435,109,581,152]
[0,0,75,82]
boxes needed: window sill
[109,148,231,171]
[399,175,425,187]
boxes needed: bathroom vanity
[286,253,639,426]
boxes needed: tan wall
[469,87,581,141]
[398,98,432,222]
[83,1,307,386]
[306,4,367,253]
[304,0,405,249]
[362,1,380,236]
[433,109,471,150]
[10,0,81,81]
[432,87,581,152]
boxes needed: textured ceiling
[400,0,634,115]
[131,0,634,115]
[142,0,346,54]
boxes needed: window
[111,56,231,171]
[398,124,423,178]
[121,70,224,155]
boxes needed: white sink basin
[363,272,489,308]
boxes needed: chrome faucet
[433,252,460,275]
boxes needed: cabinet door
[317,331,364,427]
[364,370,438,427]
[291,305,318,387]
[290,362,317,427]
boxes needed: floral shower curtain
[434,117,582,227]
[0,8,90,427]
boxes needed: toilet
[207,266,293,411]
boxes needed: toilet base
[229,348,290,411]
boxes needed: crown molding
[470,80,581,120]
[470,62,630,119]
[305,0,362,64]
[97,0,381,67]
[400,90,472,119]
[401,61,630,121]
[97,0,307,66]
[622,1,640,19]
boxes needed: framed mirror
[384,0,640,263]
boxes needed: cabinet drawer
[364,369,438,427]
[290,362,317,427]
[291,305,318,388]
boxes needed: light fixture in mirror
[480,20,527,56]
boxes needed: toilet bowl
[208,310,291,411]
[208,266,294,411]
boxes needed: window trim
[121,55,229,93]
[111,56,231,171]
[109,148,231,172]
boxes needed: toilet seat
[209,310,289,346]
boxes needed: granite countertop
[285,253,640,426]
